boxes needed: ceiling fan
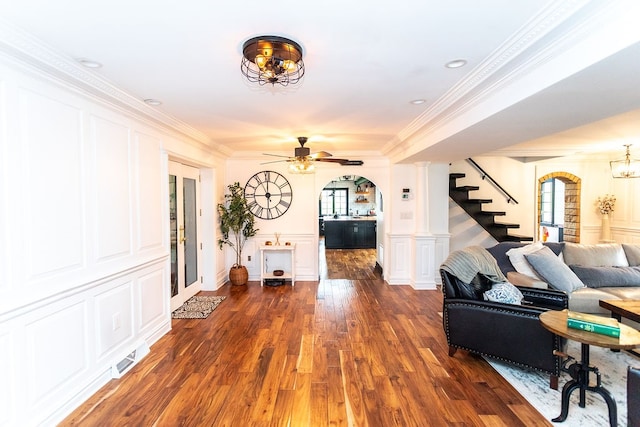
[262,137,364,172]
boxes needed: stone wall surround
[537,172,581,243]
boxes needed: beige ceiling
[1,0,640,163]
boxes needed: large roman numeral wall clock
[244,170,293,220]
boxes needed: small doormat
[171,295,226,319]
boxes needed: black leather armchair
[441,268,568,389]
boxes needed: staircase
[449,173,533,242]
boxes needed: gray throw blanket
[441,246,507,284]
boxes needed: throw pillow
[525,246,585,292]
[483,282,524,305]
[623,244,640,266]
[569,265,640,288]
[505,241,544,279]
[563,242,629,267]
[486,242,527,274]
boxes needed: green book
[567,310,619,327]
[567,318,620,337]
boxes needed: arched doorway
[537,172,581,243]
[318,175,383,279]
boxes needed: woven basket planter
[229,265,249,286]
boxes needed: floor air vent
[111,341,150,379]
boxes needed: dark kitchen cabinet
[324,220,376,249]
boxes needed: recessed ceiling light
[410,99,426,105]
[76,58,102,68]
[144,99,162,106]
[445,59,467,69]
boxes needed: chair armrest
[517,286,568,310]
[507,271,548,289]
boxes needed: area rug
[171,295,226,319]
[487,340,638,426]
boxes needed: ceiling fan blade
[310,151,332,159]
[316,158,364,166]
[260,159,290,165]
[262,153,292,158]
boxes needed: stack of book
[566,310,620,337]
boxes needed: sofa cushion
[505,241,544,279]
[623,244,640,266]
[483,282,524,305]
[563,242,629,267]
[569,287,621,314]
[569,265,640,288]
[525,246,585,293]
[486,242,526,274]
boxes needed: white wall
[0,49,222,425]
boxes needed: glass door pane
[169,174,178,297]
[183,177,198,287]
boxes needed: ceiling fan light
[289,159,315,174]
[241,35,305,87]
[610,144,640,178]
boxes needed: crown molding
[384,0,638,163]
[0,19,227,155]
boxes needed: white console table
[259,244,295,287]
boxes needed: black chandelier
[241,36,305,86]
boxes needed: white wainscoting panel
[95,281,134,360]
[21,88,85,280]
[25,301,88,411]
[292,236,317,280]
[387,234,411,285]
[0,330,13,425]
[138,266,167,334]
[135,131,165,253]
[412,236,436,290]
[0,79,8,294]
[91,115,132,262]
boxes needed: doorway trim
[537,172,581,243]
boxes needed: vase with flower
[596,194,616,243]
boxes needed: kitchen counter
[323,217,376,249]
[323,215,377,221]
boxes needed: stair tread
[504,234,534,241]
[491,222,520,228]
[450,173,466,179]
[466,199,492,203]
[478,211,506,216]
[455,186,480,191]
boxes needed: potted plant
[217,182,258,285]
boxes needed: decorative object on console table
[217,182,258,286]
[567,310,621,337]
[596,194,616,243]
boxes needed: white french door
[169,161,202,311]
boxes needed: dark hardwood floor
[61,248,550,426]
